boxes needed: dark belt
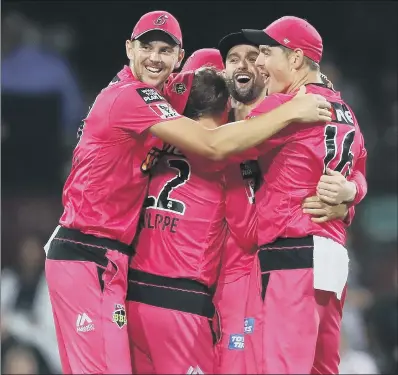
[258,236,314,300]
[53,226,133,256]
[127,268,215,319]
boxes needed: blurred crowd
[1,6,397,375]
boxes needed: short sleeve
[110,85,183,134]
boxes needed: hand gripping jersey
[243,83,368,375]
[59,66,182,245]
[248,83,367,246]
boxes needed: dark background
[1,1,397,374]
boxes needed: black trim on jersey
[258,236,314,300]
[127,268,215,319]
[50,226,134,257]
[259,236,314,272]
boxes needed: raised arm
[150,86,331,160]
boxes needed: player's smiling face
[126,31,184,90]
[225,44,265,104]
[255,45,295,95]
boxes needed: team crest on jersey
[172,82,187,95]
[154,14,168,25]
[112,304,127,328]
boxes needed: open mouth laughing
[234,72,253,86]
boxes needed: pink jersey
[60,66,182,245]
[219,160,261,283]
[247,83,368,246]
[131,145,227,287]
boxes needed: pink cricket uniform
[126,71,227,374]
[213,156,261,374]
[45,66,182,374]
[244,83,368,374]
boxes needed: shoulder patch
[150,103,180,120]
[136,87,166,104]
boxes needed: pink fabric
[45,250,131,374]
[127,301,216,374]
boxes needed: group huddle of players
[43,10,367,375]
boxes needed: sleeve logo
[136,87,166,104]
[150,103,180,120]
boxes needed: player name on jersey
[142,211,179,233]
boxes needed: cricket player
[43,9,332,373]
[214,32,363,374]
[127,67,230,374]
[236,16,368,374]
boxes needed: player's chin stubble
[226,78,262,104]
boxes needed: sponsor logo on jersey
[149,103,180,120]
[228,334,244,350]
[112,304,127,328]
[244,317,255,334]
[76,313,94,333]
[136,87,166,104]
[187,365,204,374]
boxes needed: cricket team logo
[154,14,168,25]
[112,304,127,328]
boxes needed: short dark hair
[183,68,229,120]
[279,45,319,71]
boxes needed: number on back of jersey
[323,102,356,177]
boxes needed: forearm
[348,170,368,205]
[208,101,295,159]
[150,101,295,160]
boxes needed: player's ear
[175,48,185,69]
[291,48,305,70]
[125,39,135,60]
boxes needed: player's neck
[233,87,267,121]
[286,71,323,94]
[196,116,222,129]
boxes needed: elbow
[205,137,232,161]
[205,145,228,161]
